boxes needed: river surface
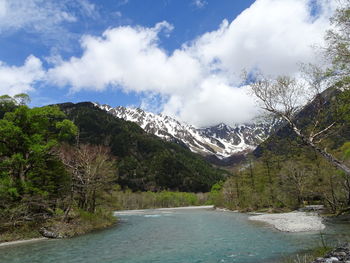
[0,208,349,263]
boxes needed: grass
[282,237,332,263]
[0,222,42,243]
[282,246,331,263]
[42,208,117,238]
[0,208,117,243]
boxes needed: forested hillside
[59,102,227,192]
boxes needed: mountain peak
[96,103,275,159]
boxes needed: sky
[0,0,338,127]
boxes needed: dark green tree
[0,102,77,221]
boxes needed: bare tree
[279,161,311,206]
[325,0,350,83]
[249,73,350,176]
[222,177,238,207]
[58,144,116,214]
[247,1,350,175]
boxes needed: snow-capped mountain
[96,103,276,159]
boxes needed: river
[0,207,349,263]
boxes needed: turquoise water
[0,208,349,263]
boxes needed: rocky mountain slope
[96,104,277,161]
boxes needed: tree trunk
[305,137,350,175]
[90,189,96,213]
[329,175,338,212]
[286,118,350,176]
[248,159,255,189]
[235,178,240,207]
[265,160,275,205]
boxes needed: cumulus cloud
[47,0,337,127]
[48,21,201,95]
[0,55,45,96]
[187,0,334,77]
[163,77,258,126]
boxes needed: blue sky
[0,0,336,127]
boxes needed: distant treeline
[104,189,210,210]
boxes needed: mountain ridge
[95,103,278,161]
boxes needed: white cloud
[187,0,334,77]
[163,77,259,126]
[76,0,97,18]
[0,0,97,48]
[47,0,337,127]
[48,21,201,95]
[0,55,45,96]
[0,0,75,32]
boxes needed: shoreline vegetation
[1,204,347,263]
[0,183,335,245]
[0,205,325,246]
[0,207,117,243]
[0,205,215,247]
[0,190,211,244]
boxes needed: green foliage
[207,181,225,206]
[216,139,350,213]
[0,93,31,119]
[339,89,350,124]
[0,95,17,118]
[0,105,76,197]
[56,119,78,141]
[342,142,350,160]
[0,98,78,234]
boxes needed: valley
[0,0,350,262]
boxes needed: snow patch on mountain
[95,103,275,158]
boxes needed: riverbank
[1,206,348,263]
[1,207,333,263]
[311,243,350,262]
[248,211,325,232]
[0,206,212,247]
[0,208,116,245]
[0,207,329,249]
